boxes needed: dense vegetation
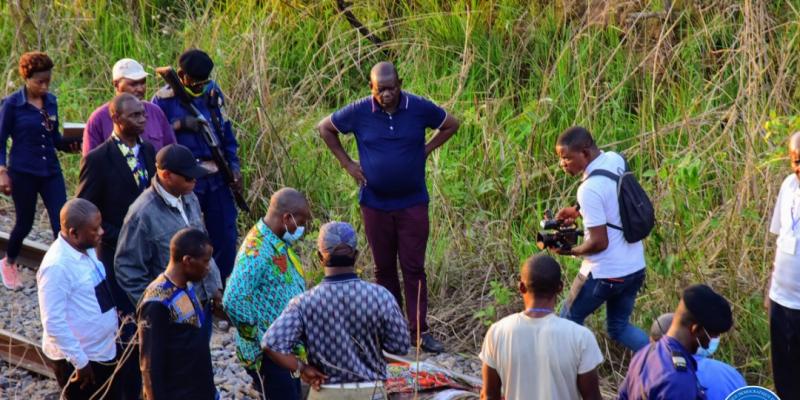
[2,0,799,390]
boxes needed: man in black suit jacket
[76,93,155,400]
[77,93,156,312]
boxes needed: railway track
[0,232,483,396]
[0,231,54,379]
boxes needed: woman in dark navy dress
[0,52,68,289]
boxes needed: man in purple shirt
[82,58,175,156]
[317,61,460,354]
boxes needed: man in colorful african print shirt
[222,187,311,400]
[138,228,217,400]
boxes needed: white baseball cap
[112,58,150,81]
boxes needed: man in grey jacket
[115,144,223,335]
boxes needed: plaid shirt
[222,220,304,370]
[263,273,410,384]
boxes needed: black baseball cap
[682,284,733,335]
[178,49,214,81]
[156,144,209,179]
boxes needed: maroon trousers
[361,203,429,334]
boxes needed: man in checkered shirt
[262,221,410,400]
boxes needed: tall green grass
[2,0,799,390]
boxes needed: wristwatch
[291,359,306,378]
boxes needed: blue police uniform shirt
[152,81,240,194]
[619,336,706,400]
[330,92,447,211]
[694,355,746,400]
[0,87,62,176]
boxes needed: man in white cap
[82,58,176,155]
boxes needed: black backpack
[587,158,655,243]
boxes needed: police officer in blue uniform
[618,284,733,400]
[152,49,241,286]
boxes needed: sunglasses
[177,173,196,183]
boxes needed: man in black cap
[649,313,746,400]
[115,144,223,340]
[152,49,241,287]
[618,284,734,400]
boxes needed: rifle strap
[206,89,225,145]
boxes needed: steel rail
[0,230,48,269]
[0,231,53,378]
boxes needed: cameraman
[551,126,648,352]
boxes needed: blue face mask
[282,214,305,244]
[695,328,720,357]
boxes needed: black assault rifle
[155,66,251,214]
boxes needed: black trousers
[7,170,66,259]
[770,300,800,399]
[50,358,119,400]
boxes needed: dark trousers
[246,356,301,400]
[770,300,800,398]
[7,170,66,259]
[559,269,649,352]
[361,203,429,334]
[97,242,135,315]
[197,184,238,287]
[50,357,119,400]
[117,319,142,400]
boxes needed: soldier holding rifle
[153,49,244,286]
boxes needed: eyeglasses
[39,109,53,132]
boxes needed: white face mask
[695,327,720,357]
[282,214,305,244]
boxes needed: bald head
[789,131,800,151]
[109,92,140,118]
[650,313,674,341]
[521,254,563,298]
[370,62,399,83]
[60,198,100,232]
[268,188,309,217]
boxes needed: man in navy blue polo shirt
[618,284,733,400]
[318,61,460,353]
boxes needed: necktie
[113,135,149,190]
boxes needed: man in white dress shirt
[37,198,120,399]
[767,131,800,399]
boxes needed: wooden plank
[0,328,55,379]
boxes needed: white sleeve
[577,328,604,374]
[37,265,89,369]
[770,184,785,235]
[478,324,498,370]
[577,183,608,228]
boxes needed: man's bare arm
[425,113,460,157]
[318,116,366,186]
[577,368,603,400]
[481,363,502,400]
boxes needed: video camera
[536,210,583,251]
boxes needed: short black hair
[60,198,100,232]
[522,254,562,297]
[556,126,596,152]
[109,93,139,118]
[170,228,212,263]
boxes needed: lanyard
[525,308,554,314]
[791,192,800,232]
[88,257,106,283]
